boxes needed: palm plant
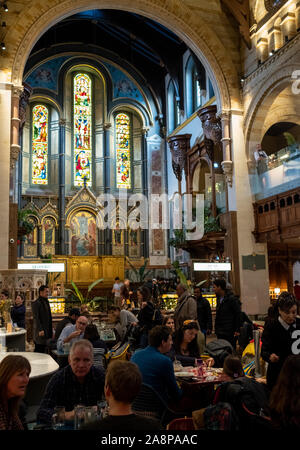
[65,278,105,311]
[125,257,153,282]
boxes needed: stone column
[58,119,66,254]
[141,127,149,196]
[37,225,42,257]
[229,110,269,315]
[167,134,191,195]
[104,122,111,193]
[197,106,222,218]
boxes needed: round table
[0,352,59,406]
[0,329,27,351]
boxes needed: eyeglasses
[77,321,87,326]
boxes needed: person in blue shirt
[131,325,182,404]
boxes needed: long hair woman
[169,320,203,366]
[269,355,300,429]
[0,355,31,430]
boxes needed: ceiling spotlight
[269,50,274,56]
[1,42,6,50]
[3,4,8,12]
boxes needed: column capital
[221,160,233,187]
[59,118,67,127]
[12,85,24,98]
[104,122,112,130]
[10,144,21,169]
[142,126,150,135]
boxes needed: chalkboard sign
[242,254,266,271]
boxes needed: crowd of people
[0,278,299,431]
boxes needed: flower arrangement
[0,298,12,327]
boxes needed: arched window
[32,104,48,185]
[185,57,202,116]
[73,73,92,187]
[115,113,131,189]
[167,80,179,133]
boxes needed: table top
[0,329,27,337]
[175,367,228,386]
[0,352,59,379]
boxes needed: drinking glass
[74,405,86,430]
[196,358,204,377]
[63,343,70,354]
[97,401,109,419]
[84,406,97,424]
[52,406,65,430]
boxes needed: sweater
[131,346,182,403]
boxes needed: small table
[0,329,27,351]
[51,349,69,368]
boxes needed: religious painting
[128,229,140,258]
[112,222,124,256]
[42,216,56,256]
[32,104,48,185]
[24,217,38,257]
[74,73,92,187]
[70,211,96,256]
[116,113,131,189]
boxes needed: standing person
[194,286,212,342]
[213,279,241,349]
[11,293,26,329]
[112,277,123,308]
[293,280,300,314]
[120,279,133,309]
[254,143,268,190]
[0,355,31,430]
[137,286,154,348]
[261,292,300,390]
[173,284,197,331]
[31,285,53,353]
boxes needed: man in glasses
[57,315,89,352]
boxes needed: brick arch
[4,0,240,112]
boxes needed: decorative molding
[197,105,222,161]
[167,134,191,181]
[19,83,32,130]
[10,144,21,169]
[221,160,233,187]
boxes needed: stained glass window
[74,73,92,187]
[116,113,131,189]
[32,105,48,184]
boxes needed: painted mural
[32,105,48,185]
[70,211,96,256]
[74,73,92,187]
[24,217,38,257]
[24,56,70,91]
[42,217,56,256]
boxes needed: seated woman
[168,320,204,366]
[222,355,245,381]
[11,293,26,328]
[269,355,300,430]
[0,355,31,430]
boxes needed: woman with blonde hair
[0,355,31,429]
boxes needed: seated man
[81,360,161,430]
[54,308,80,341]
[57,315,88,352]
[131,325,182,404]
[37,339,105,425]
[108,305,138,342]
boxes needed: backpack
[203,402,239,430]
[214,377,270,429]
[205,339,233,368]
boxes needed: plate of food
[175,372,194,378]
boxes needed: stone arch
[244,62,300,160]
[5,0,239,112]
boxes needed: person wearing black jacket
[194,287,212,341]
[213,279,241,349]
[31,285,53,353]
[11,293,26,328]
[137,286,157,348]
[261,292,300,390]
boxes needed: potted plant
[65,278,106,312]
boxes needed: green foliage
[203,206,222,233]
[172,261,188,287]
[18,209,37,236]
[126,257,153,282]
[65,278,104,311]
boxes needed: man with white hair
[37,339,105,425]
[173,283,197,330]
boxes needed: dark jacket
[137,301,155,332]
[10,304,26,328]
[31,296,53,345]
[261,317,300,389]
[54,316,73,340]
[196,296,212,332]
[214,290,241,338]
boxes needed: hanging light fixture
[1,42,6,50]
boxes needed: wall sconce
[274,287,280,296]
